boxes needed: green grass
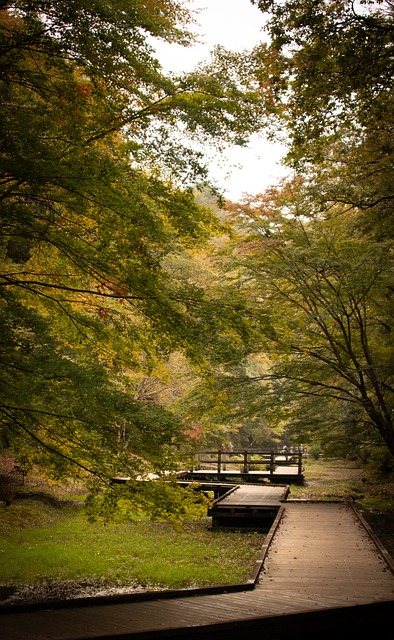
[288,457,365,501]
[0,502,263,590]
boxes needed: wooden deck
[216,484,287,505]
[179,449,305,485]
[179,466,304,485]
[1,502,393,639]
[208,484,287,528]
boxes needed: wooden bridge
[1,491,393,638]
[208,484,288,529]
[179,449,304,485]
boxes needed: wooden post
[218,449,222,473]
[298,447,303,476]
[270,450,275,475]
[243,450,249,474]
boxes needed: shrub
[308,446,323,460]
[364,448,394,479]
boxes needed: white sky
[153,0,289,202]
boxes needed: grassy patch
[0,501,263,590]
[0,496,79,537]
[288,457,365,501]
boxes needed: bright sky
[153,0,289,202]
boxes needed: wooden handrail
[193,448,303,475]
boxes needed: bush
[364,448,394,479]
[308,446,323,460]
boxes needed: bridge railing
[193,449,303,476]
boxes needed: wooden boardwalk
[1,502,393,639]
[208,484,287,528]
[214,484,287,506]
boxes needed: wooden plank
[217,485,287,506]
[0,622,46,640]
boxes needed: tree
[0,0,271,497]
[210,0,394,458]
[223,183,394,456]
[251,0,394,233]
[168,0,394,461]
[253,0,394,153]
